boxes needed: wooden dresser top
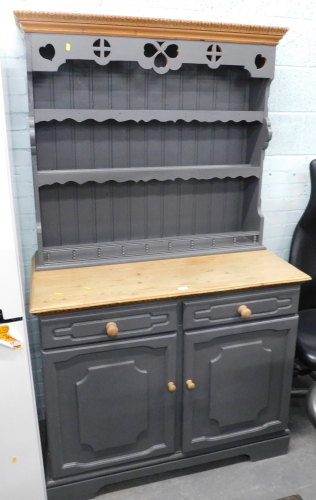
[14,10,288,45]
[30,249,310,314]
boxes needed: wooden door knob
[105,322,119,336]
[186,379,195,390]
[238,305,252,318]
[167,382,176,392]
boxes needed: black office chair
[289,159,316,428]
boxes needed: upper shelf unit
[30,58,271,184]
[15,11,288,269]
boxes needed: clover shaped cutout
[144,42,179,69]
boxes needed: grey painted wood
[247,118,272,166]
[27,35,273,264]
[37,164,261,187]
[29,33,275,78]
[43,334,177,479]
[29,34,276,79]
[39,178,257,247]
[27,32,274,268]
[183,286,300,329]
[27,27,298,499]
[32,61,265,110]
[77,360,149,451]
[182,316,298,453]
[35,120,256,170]
[241,175,263,234]
[36,232,262,270]
[37,285,299,498]
[28,73,45,266]
[45,435,290,500]
[39,301,177,349]
[209,341,272,426]
[34,109,264,123]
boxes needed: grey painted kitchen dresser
[15,11,310,500]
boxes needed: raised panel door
[43,333,177,478]
[182,316,297,453]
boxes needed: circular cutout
[93,39,111,58]
[207,44,222,62]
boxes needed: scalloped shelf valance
[34,110,265,124]
[36,166,260,186]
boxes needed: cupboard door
[182,317,297,453]
[43,334,177,478]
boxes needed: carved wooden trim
[14,10,288,45]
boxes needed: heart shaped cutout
[255,54,266,69]
[165,44,178,59]
[154,53,167,68]
[144,43,158,58]
[39,44,55,61]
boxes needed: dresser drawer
[39,302,178,349]
[183,286,300,330]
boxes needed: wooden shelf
[37,165,261,186]
[34,109,265,124]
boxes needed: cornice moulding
[14,10,288,45]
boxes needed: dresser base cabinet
[39,286,300,500]
[46,435,290,500]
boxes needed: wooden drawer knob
[186,379,195,390]
[167,382,176,392]
[238,305,252,318]
[105,322,119,336]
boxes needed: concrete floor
[93,386,316,500]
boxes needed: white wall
[6,0,316,416]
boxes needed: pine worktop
[30,249,310,315]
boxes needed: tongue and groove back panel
[39,178,258,246]
[25,27,277,269]
[35,120,259,169]
[32,61,266,111]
